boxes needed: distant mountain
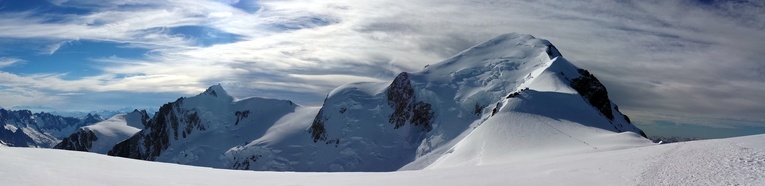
[107,33,650,171]
[54,110,150,154]
[0,109,104,147]
[50,107,158,119]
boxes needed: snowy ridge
[54,110,149,154]
[2,134,764,185]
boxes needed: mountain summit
[107,33,650,171]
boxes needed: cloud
[0,86,65,110]
[0,57,23,68]
[43,40,71,55]
[56,92,85,96]
[0,0,763,128]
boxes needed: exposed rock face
[387,72,416,129]
[309,72,435,144]
[386,72,433,131]
[545,44,562,59]
[234,110,250,125]
[109,99,191,160]
[570,69,614,120]
[309,109,327,142]
[53,129,97,151]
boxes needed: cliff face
[53,129,98,152]
[109,99,193,160]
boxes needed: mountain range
[0,109,104,147]
[77,33,651,171]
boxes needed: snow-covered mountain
[0,109,104,147]
[104,33,648,171]
[54,110,150,154]
[220,33,650,171]
[107,85,309,168]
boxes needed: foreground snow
[2,134,763,185]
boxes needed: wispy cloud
[0,0,763,128]
[0,57,23,68]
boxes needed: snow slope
[424,56,651,168]
[1,134,764,186]
[54,110,149,154]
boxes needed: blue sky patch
[2,39,149,79]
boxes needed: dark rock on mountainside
[386,72,433,131]
[109,99,186,160]
[570,69,614,121]
[308,72,435,144]
[309,109,328,142]
[387,72,416,129]
[53,129,98,151]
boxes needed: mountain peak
[421,33,560,80]
[199,84,232,99]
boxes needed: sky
[0,0,763,138]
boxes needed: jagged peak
[83,113,104,121]
[195,84,235,102]
[201,84,227,97]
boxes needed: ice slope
[54,110,149,154]
[1,134,764,186]
[108,85,313,169]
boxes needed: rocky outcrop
[387,72,416,128]
[53,129,97,151]
[109,98,190,160]
[570,69,614,120]
[234,110,250,125]
[309,109,328,142]
[545,44,562,59]
[386,72,433,131]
